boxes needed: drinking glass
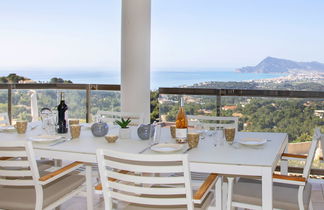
[224,128,235,145]
[214,127,225,147]
[187,133,200,148]
[170,125,176,138]
[150,124,161,145]
[15,121,28,134]
[194,121,207,140]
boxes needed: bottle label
[176,128,188,139]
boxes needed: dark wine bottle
[57,92,68,133]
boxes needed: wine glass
[40,108,52,129]
[194,120,207,140]
[44,115,57,135]
[224,127,235,146]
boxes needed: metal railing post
[8,85,12,125]
[86,85,91,123]
[216,95,221,116]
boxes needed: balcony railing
[0,84,323,176]
[159,87,324,116]
[0,83,120,124]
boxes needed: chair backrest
[187,115,239,132]
[0,112,10,126]
[320,128,324,163]
[0,140,40,186]
[96,149,194,209]
[96,111,144,126]
[303,128,323,178]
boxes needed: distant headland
[237,57,324,73]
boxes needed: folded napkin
[0,125,15,132]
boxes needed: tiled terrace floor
[61,179,324,210]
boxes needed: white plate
[29,135,62,143]
[237,137,267,145]
[151,143,184,153]
[0,126,16,132]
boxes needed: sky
[0,0,324,72]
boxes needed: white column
[121,0,151,123]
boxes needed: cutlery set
[49,137,72,146]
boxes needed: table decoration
[105,135,118,143]
[91,121,109,137]
[115,118,131,139]
[137,124,155,140]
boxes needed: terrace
[0,83,324,209]
[1,0,324,209]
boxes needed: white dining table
[1,125,288,210]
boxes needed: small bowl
[176,138,187,144]
[105,135,118,143]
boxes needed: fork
[139,142,158,154]
[49,137,71,146]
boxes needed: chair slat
[104,159,184,173]
[96,111,144,126]
[0,160,30,167]
[0,169,32,177]
[97,148,196,209]
[106,170,186,184]
[104,150,186,162]
[0,178,34,186]
[0,141,26,147]
[0,151,27,157]
[110,191,188,205]
[107,181,186,195]
[187,115,238,132]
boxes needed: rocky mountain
[237,57,324,73]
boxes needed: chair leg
[86,164,94,210]
[54,159,62,167]
[35,185,44,210]
[308,200,313,210]
[297,186,305,210]
[215,176,223,210]
[227,177,235,210]
[105,196,113,210]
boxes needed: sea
[0,68,284,90]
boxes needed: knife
[183,147,193,154]
[49,137,71,146]
[139,142,158,154]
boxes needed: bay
[0,68,284,90]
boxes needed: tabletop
[1,125,288,167]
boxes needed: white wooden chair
[187,115,239,133]
[226,128,323,210]
[0,112,10,126]
[0,140,86,210]
[319,129,324,163]
[96,149,218,210]
[96,111,144,126]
